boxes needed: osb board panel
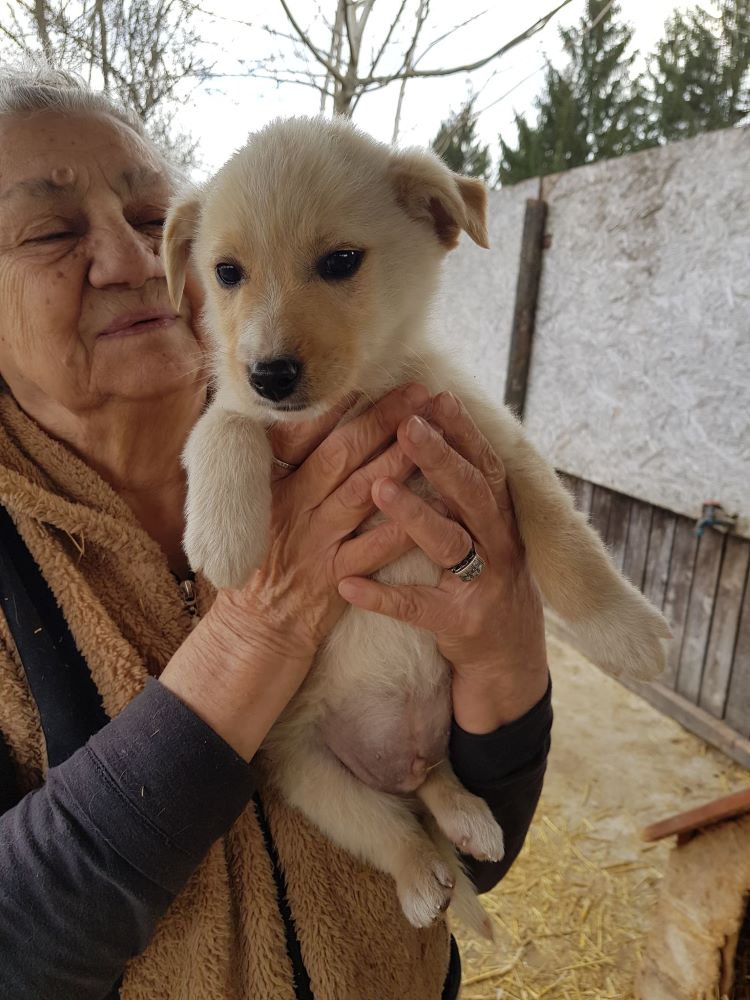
[522,125,750,538]
[432,180,537,406]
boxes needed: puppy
[163,116,669,937]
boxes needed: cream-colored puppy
[163,116,669,936]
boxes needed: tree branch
[392,0,429,143]
[413,9,487,68]
[278,0,346,83]
[364,0,573,85]
[365,0,408,80]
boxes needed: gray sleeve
[0,678,256,1000]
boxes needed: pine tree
[498,0,649,185]
[649,1,750,142]
[431,100,491,180]
[499,63,588,184]
[561,0,650,159]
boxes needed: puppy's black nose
[249,356,303,402]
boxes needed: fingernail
[405,383,429,406]
[338,578,360,600]
[378,478,399,502]
[406,415,430,443]
[439,392,459,417]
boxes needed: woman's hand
[160,384,430,759]
[337,391,549,735]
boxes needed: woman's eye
[317,249,365,281]
[29,231,74,244]
[139,218,165,229]
[215,262,245,287]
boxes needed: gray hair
[0,60,145,136]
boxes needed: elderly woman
[0,65,551,1000]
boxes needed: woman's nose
[87,222,164,289]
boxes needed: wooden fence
[557,472,750,769]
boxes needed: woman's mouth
[97,310,179,339]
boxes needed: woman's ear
[162,189,203,310]
[388,149,489,250]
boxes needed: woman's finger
[334,519,414,579]
[430,392,513,513]
[371,477,474,571]
[338,576,443,631]
[269,395,353,471]
[295,383,431,507]
[312,440,416,538]
[395,415,499,545]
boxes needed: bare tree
[0,0,210,167]
[265,0,573,126]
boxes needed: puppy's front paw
[184,511,269,590]
[182,404,273,590]
[396,852,455,928]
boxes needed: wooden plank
[556,471,578,504]
[623,500,652,592]
[618,676,750,771]
[642,786,750,843]
[606,492,631,573]
[699,536,750,719]
[643,508,677,611]
[725,566,750,739]
[661,516,700,689]
[578,479,594,518]
[676,529,726,704]
[504,199,548,420]
[589,485,612,543]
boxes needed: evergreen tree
[498,0,649,185]
[431,100,491,179]
[499,63,588,184]
[648,1,750,142]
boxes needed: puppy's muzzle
[248,356,303,402]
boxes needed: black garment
[0,510,552,999]
[0,680,551,1000]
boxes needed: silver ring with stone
[272,456,299,473]
[450,544,485,583]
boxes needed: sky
[174,0,691,178]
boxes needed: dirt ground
[455,631,750,1000]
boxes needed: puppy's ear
[162,189,202,310]
[388,150,489,250]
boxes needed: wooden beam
[642,786,750,843]
[504,198,548,420]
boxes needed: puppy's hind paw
[442,800,505,863]
[396,853,455,929]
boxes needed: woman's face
[0,110,203,413]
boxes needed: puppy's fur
[163,117,670,937]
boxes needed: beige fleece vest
[0,394,450,1000]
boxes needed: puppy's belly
[319,680,452,794]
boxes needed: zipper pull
[179,577,198,618]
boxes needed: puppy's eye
[317,249,365,281]
[215,262,244,287]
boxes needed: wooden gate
[557,472,750,769]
